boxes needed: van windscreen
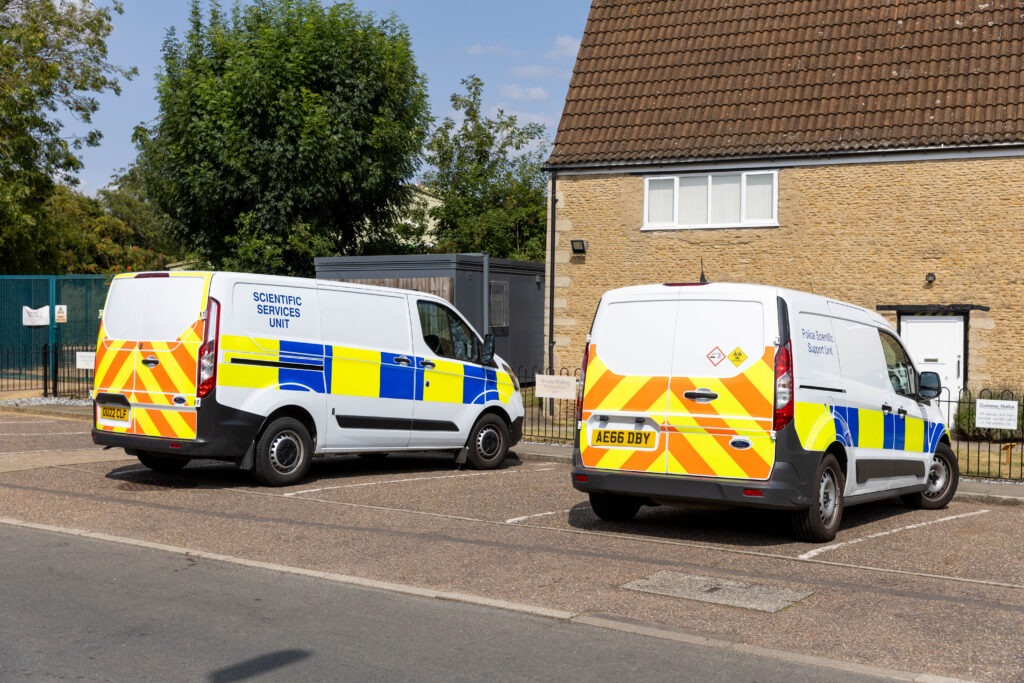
[103,276,206,341]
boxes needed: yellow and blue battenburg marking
[221,337,512,405]
[797,402,945,454]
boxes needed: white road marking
[506,509,572,524]
[284,465,555,498]
[798,509,992,560]
[0,431,90,436]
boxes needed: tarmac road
[2,408,1023,681]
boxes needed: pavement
[2,398,1022,506]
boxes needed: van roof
[116,270,451,306]
[600,282,891,328]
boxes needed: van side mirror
[918,371,942,400]
[480,334,495,365]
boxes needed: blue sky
[71,0,590,194]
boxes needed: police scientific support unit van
[572,282,957,542]
[92,271,524,485]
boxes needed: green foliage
[35,183,183,275]
[421,76,549,261]
[134,0,431,277]
[0,0,136,273]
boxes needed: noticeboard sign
[975,399,1019,430]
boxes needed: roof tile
[550,0,1024,166]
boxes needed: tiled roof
[548,0,1024,167]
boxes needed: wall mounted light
[925,272,936,284]
[570,239,587,255]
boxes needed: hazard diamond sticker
[729,347,748,367]
[706,346,726,366]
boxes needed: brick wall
[549,156,1024,389]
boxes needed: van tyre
[466,414,510,470]
[902,443,959,510]
[137,452,189,473]
[792,454,844,543]
[589,492,642,522]
[253,417,312,486]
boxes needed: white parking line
[0,431,90,436]
[798,509,992,560]
[505,510,572,524]
[283,465,555,498]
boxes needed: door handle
[683,389,719,403]
[881,403,893,413]
[141,355,159,368]
[420,359,436,370]
[394,356,411,366]
[898,408,907,418]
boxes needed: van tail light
[576,343,591,422]
[197,297,221,399]
[773,340,794,432]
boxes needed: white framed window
[643,171,778,230]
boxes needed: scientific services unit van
[92,271,524,486]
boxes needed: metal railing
[0,344,94,399]
[936,388,1024,481]
[519,367,579,445]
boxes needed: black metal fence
[519,367,580,445]
[936,389,1024,481]
[0,344,95,398]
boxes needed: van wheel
[902,443,959,510]
[792,454,844,543]
[253,417,312,486]
[589,492,642,522]
[465,414,510,470]
[137,452,189,473]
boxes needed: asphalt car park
[1,410,1023,681]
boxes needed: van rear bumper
[571,461,813,510]
[91,399,264,462]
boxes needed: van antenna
[699,259,708,284]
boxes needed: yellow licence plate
[100,405,129,422]
[591,429,657,448]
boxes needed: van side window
[878,331,917,397]
[417,301,477,362]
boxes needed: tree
[0,0,136,273]
[134,0,431,277]
[421,76,549,261]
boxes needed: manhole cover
[622,571,813,613]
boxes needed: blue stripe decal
[925,421,945,453]
[892,415,906,451]
[278,340,326,392]
[463,365,499,405]
[379,352,415,400]
[832,405,857,448]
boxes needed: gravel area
[0,397,91,407]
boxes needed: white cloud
[467,43,508,56]
[547,34,581,60]
[511,64,561,80]
[500,84,549,102]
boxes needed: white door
[900,316,964,399]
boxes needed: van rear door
[580,295,678,473]
[664,292,777,480]
[94,273,210,441]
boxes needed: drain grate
[622,570,813,613]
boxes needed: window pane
[647,178,674,223]
[745,173,774,221]
[710,175,741,224]
[678,176,708,225]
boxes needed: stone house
[545,0,1024,396]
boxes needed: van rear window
[103,276,206,341]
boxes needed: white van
[92,271,524,485]
[573,282,957,542]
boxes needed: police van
[92,271,524,485]
[572,282,957,542]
